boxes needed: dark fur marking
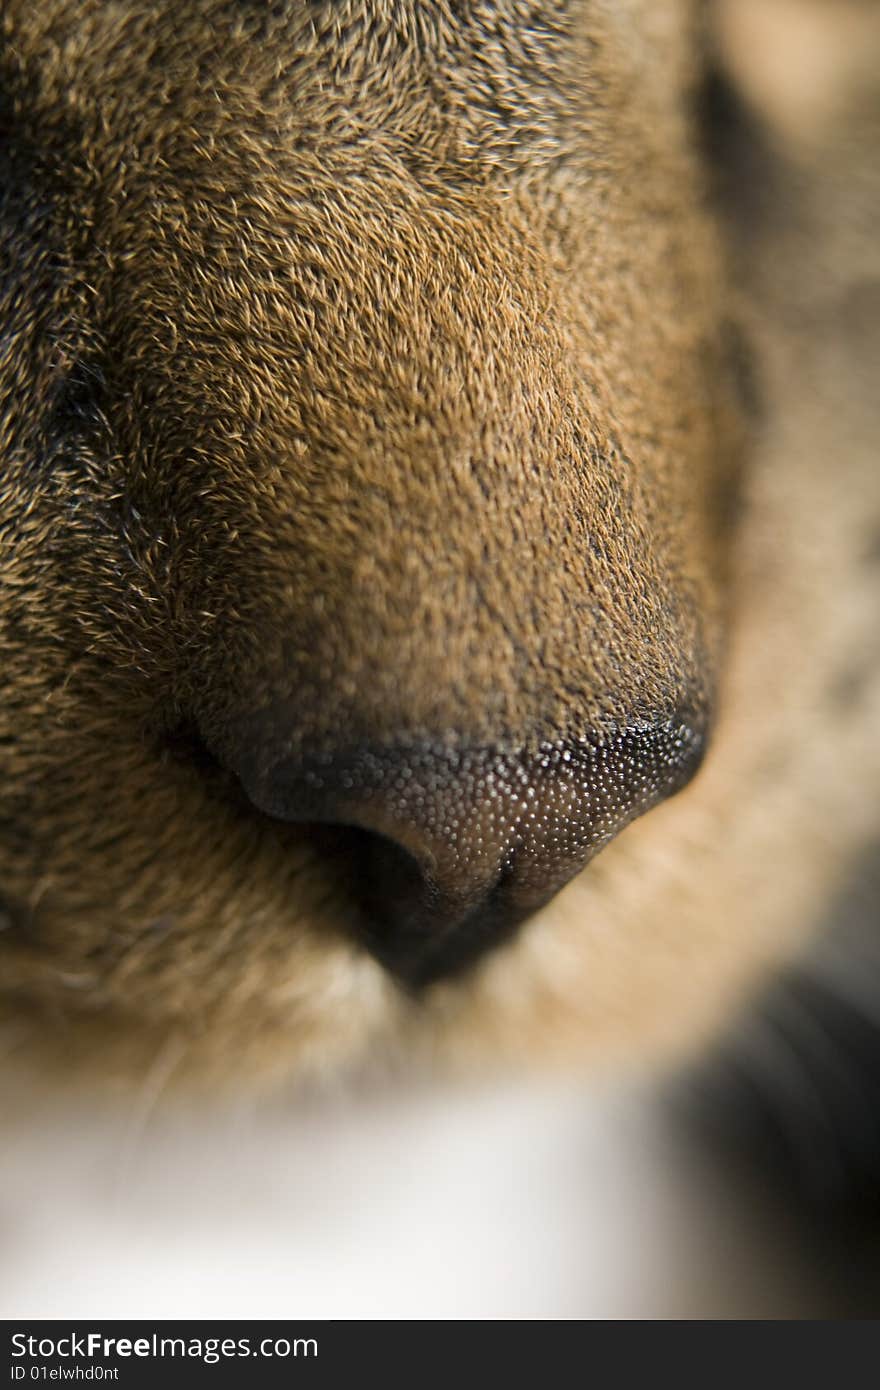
[830,653,879,712]
[684,846,880,1219]
[863,526,880,569]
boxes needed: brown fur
[0,0,877,1091]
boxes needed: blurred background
[0,1065,865,1319]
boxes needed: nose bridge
[225,405,697,756]
[226,445,599,752]
[156,184,706,750]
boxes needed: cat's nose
[226,718,706,987]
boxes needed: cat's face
[0,2,750,1086]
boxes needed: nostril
[337,826,460,983]
[312,822,535,988]
[336,825,525,988]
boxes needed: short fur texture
[0,0,877,1092]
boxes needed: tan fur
[0,0,877,1091]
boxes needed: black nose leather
[228,719,705,987]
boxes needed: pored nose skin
[224,718,707,987]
